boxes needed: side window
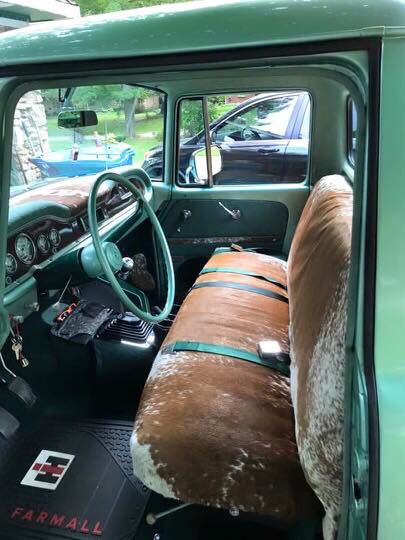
[348,98,358,166]
[177,91,311,186]
[215,94,299,143]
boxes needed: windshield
[11,84,165,198]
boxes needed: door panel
[160,198,288,259]
[159,186,308,298]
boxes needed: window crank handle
[177,209,192,232]
[218,202,241,220]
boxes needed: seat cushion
[202,250,288,293]
[132,255,321,522]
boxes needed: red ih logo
[20,450,75,491]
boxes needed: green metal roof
[0,0,403,68]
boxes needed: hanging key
[11,338,22,363]
[11,336,29,369]
[17,347,29,369]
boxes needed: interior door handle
[257,148,280,154]
[218,202,241,220]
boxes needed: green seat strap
[214,246,257,254]
[162,340,290,377]
[200,267,288,292]
[192,281,288,304]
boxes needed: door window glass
[177,91,311,186]
[215,94,298,143]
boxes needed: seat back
[287,175,353,535]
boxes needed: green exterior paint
[374,37,405,539]
[0,0,402,67]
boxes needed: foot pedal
[7,377,37,408]
[0,353,37,408]
[0,406,19,439]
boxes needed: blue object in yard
[29,143,135,178]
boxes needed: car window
[177,91,311,186]
[348,98,358,166]
[214,94,299,143]
[11,84,165,197]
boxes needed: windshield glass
[11,84,165,197]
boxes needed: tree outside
[76,0,188,16]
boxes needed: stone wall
[12,91,50,185]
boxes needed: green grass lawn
[47,110,163,166]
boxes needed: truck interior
[0,38,375,540]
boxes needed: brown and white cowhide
[288,175,353,539]
[132,254,321,523]
[131,175,352,538]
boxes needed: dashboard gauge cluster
[6,176,141,287]
[5,221,75,286]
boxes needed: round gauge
[49,228,61,247]
[15,234,36,265]
[5,253,17,275]
[37,233,50,254]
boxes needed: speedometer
[5,253,17,274]
[15,234,36,265]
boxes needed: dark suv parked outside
[142,91,310,185]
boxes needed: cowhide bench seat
[131,253,321,522]
[132,175,353,538]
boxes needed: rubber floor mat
[0,418,149,540]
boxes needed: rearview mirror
[189,145,222,184]
[58,110,98,129]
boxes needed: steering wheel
[242,127,261,140]
[87,171,175,324]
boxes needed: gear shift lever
[119,257,134,280]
